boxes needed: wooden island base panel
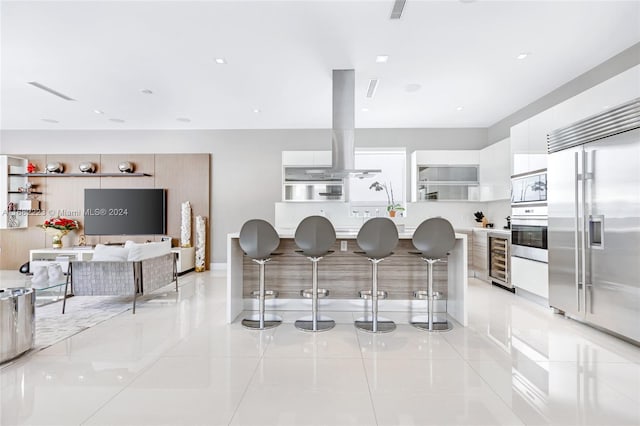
[227,232,468,327]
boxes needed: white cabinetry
[478,138,510,201]
[30,249,94,273]
[281,150,342,202]
[512,257,548,300]
[282,151,331,166]
[510,111,550,175]
[411,150,480,202]
[554,65,640,128]
[411,143,510,202]
[173,247,195,274]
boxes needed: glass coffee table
[26,280,68,307]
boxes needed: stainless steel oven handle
[574,151,581,312]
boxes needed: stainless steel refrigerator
[547,98,640,344]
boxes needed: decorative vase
[180,201,192,247]
[389,210,396,218]
[195,216,206,272]
[49,230,69,249]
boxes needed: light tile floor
[1,271,639,425]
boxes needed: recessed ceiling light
[405,83,421,93]
[516,52,531,60]
[253,108,261,113]
[93,109,104,114]
[456,106,464,111]
[109,118,125,123]
[41,118,59,123]
[362,108,369,112]
[140,89,153,95]
[215,58,227,64]
[376,55,389,63]
[176,117,191,122]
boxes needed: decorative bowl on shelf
[118,161,134,173]
[46,162,64,173]
[78,162,96,173]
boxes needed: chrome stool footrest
[300,288,329,298]
[294,315,335,332]
[359,290,388,300]
[413,290,443,300]
[250,290,279,299]
[242,313,283,330]
[354,317,396,333]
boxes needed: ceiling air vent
[366,79,379,99]
[390,0,406,19]
[27,82,75,101]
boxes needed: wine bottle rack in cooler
[488,234,511,289]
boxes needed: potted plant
[369,181,405,217]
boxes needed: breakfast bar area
[226,231,468,326]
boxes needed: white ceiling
[1,0,639,130]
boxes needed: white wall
[0,128,486,263]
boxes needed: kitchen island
[227,231,468,326]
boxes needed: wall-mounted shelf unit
[8,191,43,194]
[10,172,152,177]
[1,155,29,229]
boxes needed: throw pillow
[125,239,171,261]
[91,244,130,262]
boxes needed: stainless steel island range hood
[286,69,380,181]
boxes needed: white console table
[29,246,196,275]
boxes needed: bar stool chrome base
[294,315,335,332]
[354,316,396,333]
[409,314,453,332]
[241,313,283,330]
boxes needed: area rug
[34,296,134,349]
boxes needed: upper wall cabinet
[510,64,640,176]
[554,65,640,129]
[510,110,551,175]
[410,147,510,202]
[282,151,331,167]
[411,150,480,202]
[478,138,511,201]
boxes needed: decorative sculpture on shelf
[180,201,192,247]
[78,162,96,173]
[118,161,134,173]
[46,162,64,173]
[195,216,206,272]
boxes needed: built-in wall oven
[511,169,548,263]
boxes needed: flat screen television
[84,188,166,235]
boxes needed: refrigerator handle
[582,150,589,316]
[574,151,581,312]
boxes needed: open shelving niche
[1,155,153,230]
